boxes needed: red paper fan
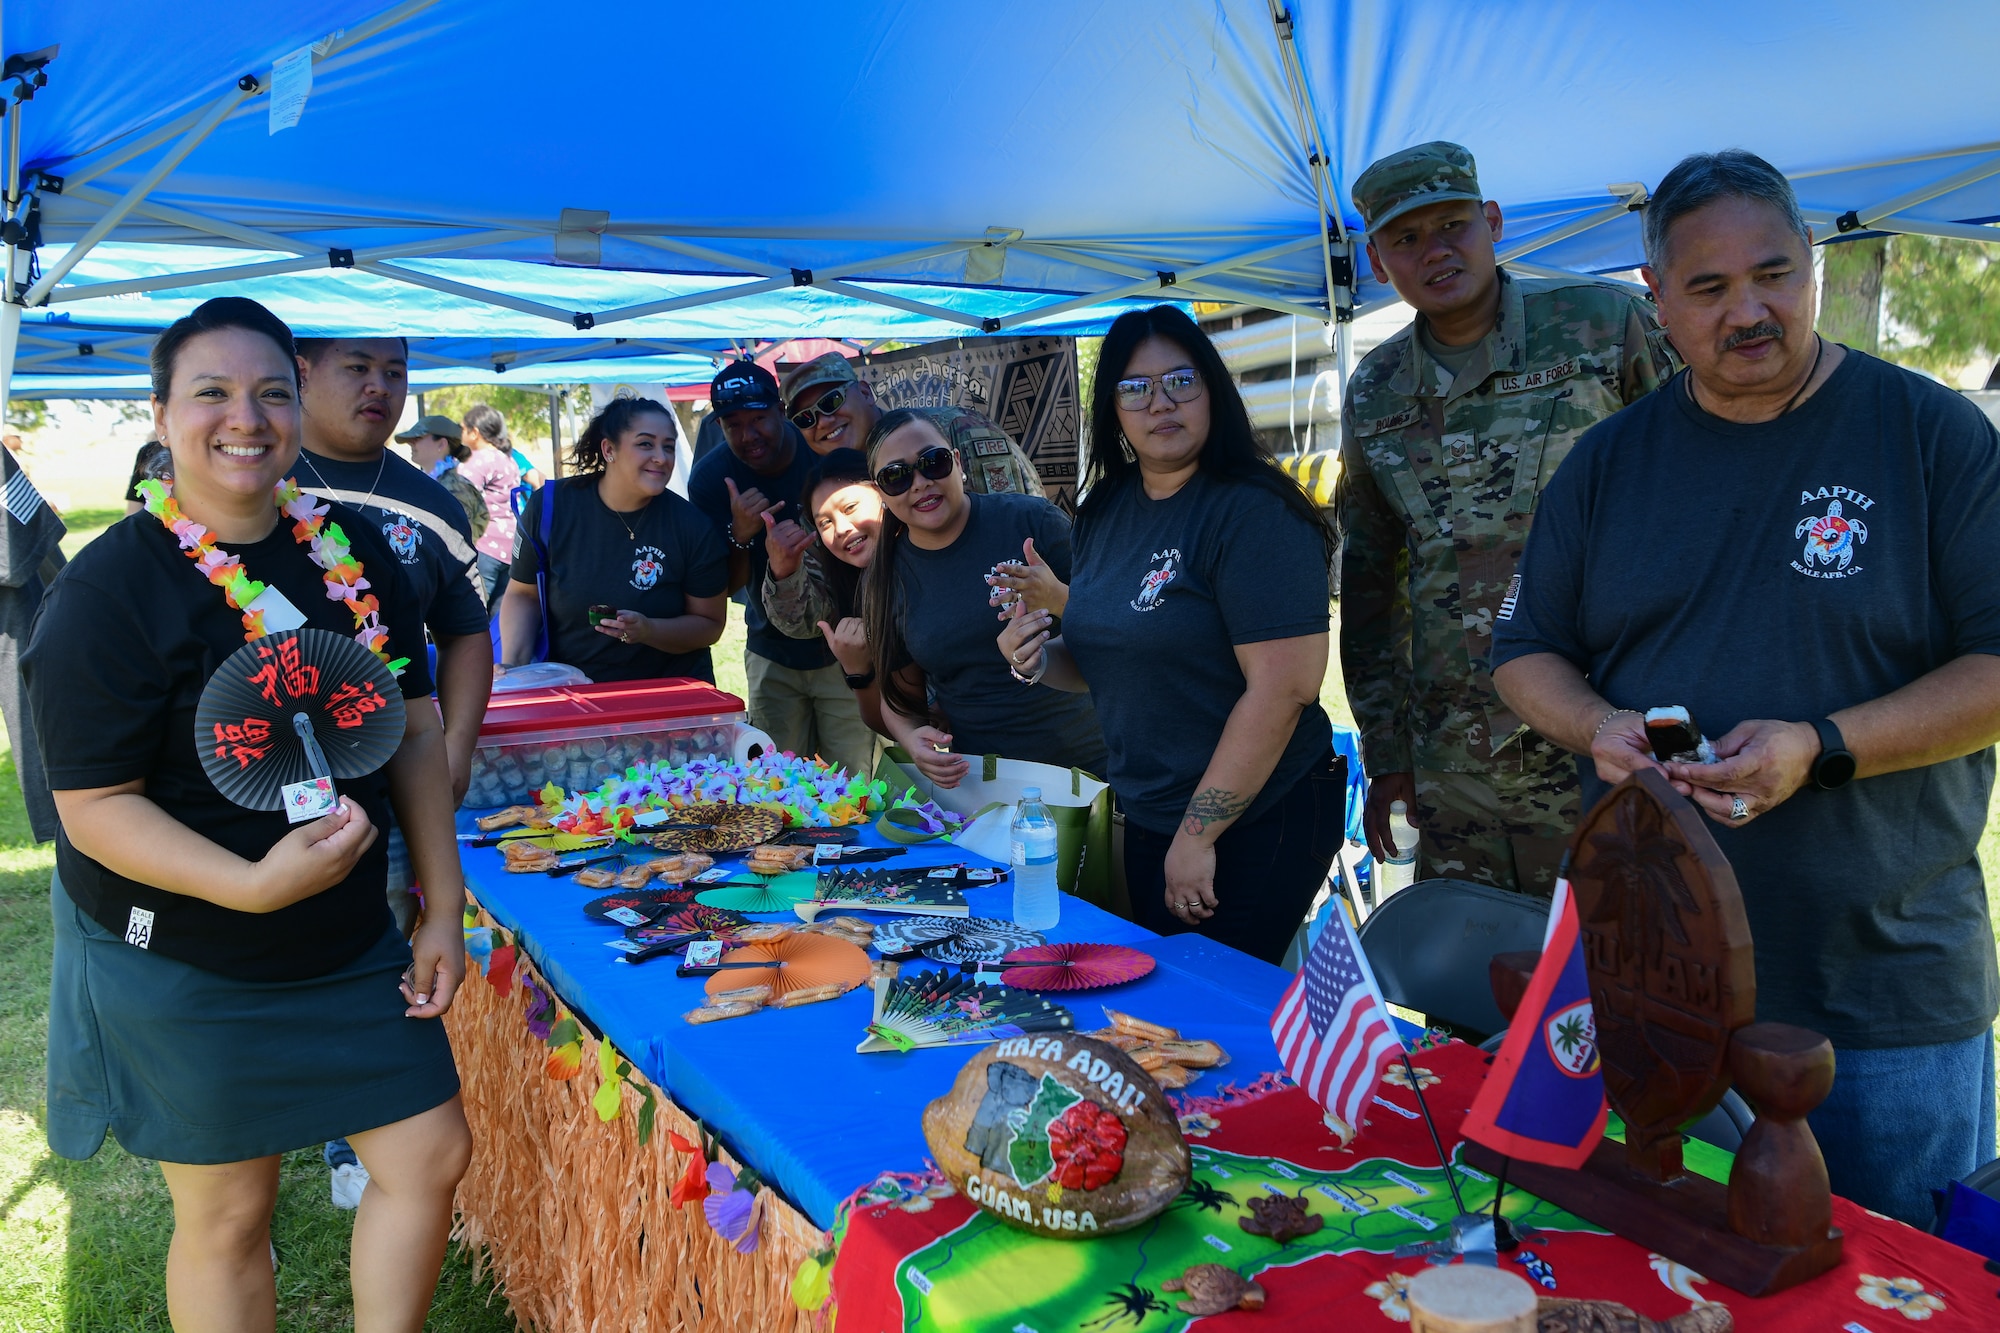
[999,942,1156,992]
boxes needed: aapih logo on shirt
[382,511,422,561]
[631,544,666,590]
[1130,548,1180,612]
[1791,484,1872,580]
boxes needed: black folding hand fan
[194,628,405,812]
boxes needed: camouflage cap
[394,413,461,442]
[1352,141,1484,234]
[780,351,859,408]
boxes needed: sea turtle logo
[630,544,666,590]
[1130,549,1179,612]
[1543,999,1599,1077]
[1795,499,1867,570]
[381,512,421,561]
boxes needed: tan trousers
[745,653,878,779]
[1413,744,1580,898]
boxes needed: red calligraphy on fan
[323,679,389,729]
[244,634,319,706]
[212,718,274,770]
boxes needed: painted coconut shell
[922,1033,1189,1239]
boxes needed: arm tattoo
[1182,787,1252,838]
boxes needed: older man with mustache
[1493,150,2000,1227]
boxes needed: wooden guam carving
[1464,770,1842,1296]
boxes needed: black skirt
[46,872,460,1164]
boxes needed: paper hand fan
[696,872,817,914]
[583,887,697,925]
[796,868,972,922]
[1000,943,1156,992]
[857,967,1074,1053]
[637,903,752,945]
[871,918,964,956]
[704,932,870,1000]
[194,628,405,812]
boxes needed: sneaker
[323,1138,360,1171]
[330,1161,371,1210]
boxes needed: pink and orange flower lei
[137,476,407,675]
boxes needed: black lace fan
[193,628,405,811]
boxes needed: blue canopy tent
[4,0,1999,398]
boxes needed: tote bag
[874,749,1118,913]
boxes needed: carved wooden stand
[1461,771,1842,1296]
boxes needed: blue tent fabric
[12,0,1999,343]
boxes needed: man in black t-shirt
[294,338,493,912]
[688,362,872,776]
[1492,152,2000,1227]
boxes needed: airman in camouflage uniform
[1336,142,1678,895]
[766,352,1048,638]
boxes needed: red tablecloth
[829,1041,1992,1331]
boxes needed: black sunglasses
[873,444,956,497]
[789,385,850,432]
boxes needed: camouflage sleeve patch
[762,548,842,639]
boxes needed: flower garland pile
[138,476,406,674]
[535,751,894,838]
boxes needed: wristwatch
[843,669,876,690]
[1808,717,1857,790]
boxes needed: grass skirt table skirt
[45,872,460,1164]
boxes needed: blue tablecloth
[459,815,1302,1230]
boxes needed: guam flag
[1459,878,1607,1168]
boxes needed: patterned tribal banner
[855,336,1082,513]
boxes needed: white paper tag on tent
[269,46,314,134]
[244,583,308,633]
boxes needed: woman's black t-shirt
[23,504,435,980]
[510,477,729,683]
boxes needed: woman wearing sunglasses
[863,409,1106,785]
[760,447,890,732]
[999,306,1340,964]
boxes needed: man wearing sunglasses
[1336,141,1679,899]
[687,360,874,778]
[781,353,1044,497]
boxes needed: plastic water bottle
[1011,787,1061,931]
[1379,799,1418,900]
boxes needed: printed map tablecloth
[828,1041,1993,1331]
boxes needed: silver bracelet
[1010,656,1048,687]
[1592,707,1639,742]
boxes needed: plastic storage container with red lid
[465,679,750,810]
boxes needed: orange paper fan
[704,931,871,1000]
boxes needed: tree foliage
[414,384,581,445]
[1880,234,2000,378]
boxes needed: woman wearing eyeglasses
[862,409,1106,785]
[999,306,1340,964]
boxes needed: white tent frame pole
[625,339,728,360]
[1803,210,2000,246]
[810,278,988,330]
[355,262,579,325]
[1503,259,1648,293]
[24,79,260,306]
[48,229,538,302]
[1494,185,1648,266]
[618,236,981,327]
[1268,0,1345,321]
[1850,151,2000,229]
[1004,236,1325,324]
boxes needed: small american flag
[1271,905,1403,1135]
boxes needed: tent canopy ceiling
[7,0,2000,352]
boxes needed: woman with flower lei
[22,298,470,1331]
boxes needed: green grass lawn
[4,495,1999,1328]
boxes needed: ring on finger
[1730,794,1750,821]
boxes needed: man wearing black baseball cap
[688,361,872,775]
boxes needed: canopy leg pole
[548,387,562,480]
[0,302,19,418]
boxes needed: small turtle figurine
[1162,1264,1266,1316]
[1238,1192,1324,1243]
